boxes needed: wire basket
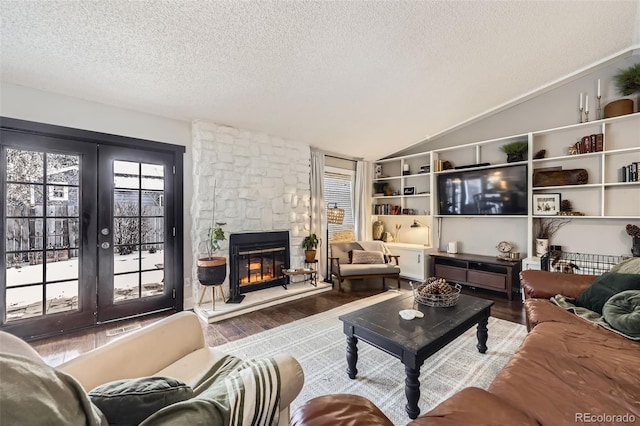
[410,280,461,308]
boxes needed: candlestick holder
[579,106,584,123]
[597,95,602,120]
[585,109,589,122]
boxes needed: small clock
[497,241,513,254]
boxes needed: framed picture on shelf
[533,193,561,216]
[403,186,415,195]
[419,165,430,174]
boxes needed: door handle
[101,242,110,249]
[417,254,421,263]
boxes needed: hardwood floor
[30,280,525,367]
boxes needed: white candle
[579,92,583,109]
[585,95,589,113]
[597,79,601,97]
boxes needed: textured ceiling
[1,1,639,160]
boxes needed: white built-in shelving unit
[372,111,640,257]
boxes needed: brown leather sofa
[291,270,640,425]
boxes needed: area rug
[217,291,527,425]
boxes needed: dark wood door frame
[1,117,185,340]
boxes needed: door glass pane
[6,253,43,286]
[6,219,44,251]
[114,245,140,274]
[141,164,164,190]
[7,184,43,216]
[47,187,79,216]
[112,161,164,304]
[6,149,43,183]
[142,191,163,215]
[46,281,78,314]
[46,250,79,281]
[114,217,140,253]
[6,286,43,320]
[142,270,163,297]
[142,218,164,243]
[47,153,79,186]
[114,273,140,301]
[142,244,163,271]
[114,160,140,189]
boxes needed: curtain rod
[311,147,363,162]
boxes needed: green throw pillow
[575,272,640,314]
[602,290,640,339]
[610,257,640,275]
[88,377,193,426]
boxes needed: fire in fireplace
[227,231,290,303]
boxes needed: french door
[1,120,182,339]
[97,145,176,322]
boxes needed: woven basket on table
[410,279,461,307]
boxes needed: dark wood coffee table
[338,293,494,419]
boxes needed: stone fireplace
[227,231,290,302]
[191,121,310,308]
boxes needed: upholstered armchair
[329,240,400,292]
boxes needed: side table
[282,262,317,287]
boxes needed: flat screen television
[437,164,528,215]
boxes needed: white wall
[391,51,640,258]
[0,83,196,305]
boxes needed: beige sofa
[0,311,304,425]
[329,240,400,292]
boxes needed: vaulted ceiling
[1,1,639,160]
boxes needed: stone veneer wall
[190,120,311,305]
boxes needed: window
[324,167,355,242]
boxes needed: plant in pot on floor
[197,221,227,287]
[500,141,528,163]
[302,234,320,262]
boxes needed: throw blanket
[141,355,282,426]
[551,295,640,341]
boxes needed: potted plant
[614,63,640,96]
[197,222,227,286]
[499,141,528,163]
[534,218,569,257]
[302,234,320,262]
[606,63,640,117]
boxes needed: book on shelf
[373,204,402,215]
[575,133,604,154]
[619,162,640,182]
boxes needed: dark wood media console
[429,252,522,300]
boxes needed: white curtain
[310,150,327,280]
[354,160,372,241]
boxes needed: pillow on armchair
[350,250,386,264]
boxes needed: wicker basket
[410,281,461,307]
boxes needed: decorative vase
[372,220,384,240]
[536,238,549,257]
[632,237,640,257]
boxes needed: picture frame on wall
[403,186,415,195]
[533,193,561,216]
